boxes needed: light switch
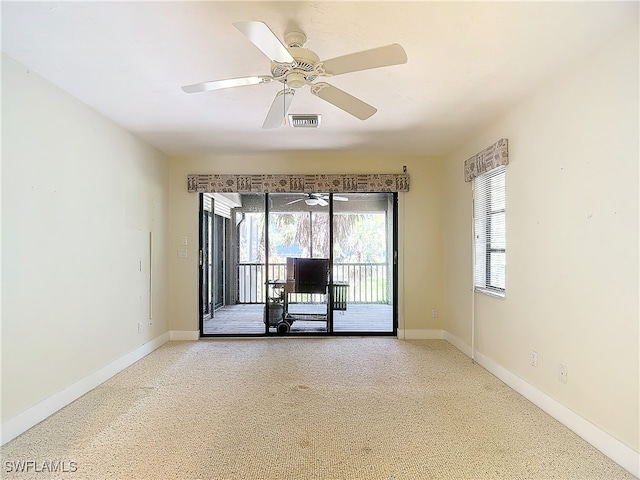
[181,236,188,246]
[177,249,187,258]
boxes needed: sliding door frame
[199,192,398,337]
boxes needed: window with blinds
[473,165,506,297]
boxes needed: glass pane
[332,193,394,333]
[489,252,506,290]
[489,211,506,249]
[204,193,266,334]
[268,193,330,333]
[311,212,330,258]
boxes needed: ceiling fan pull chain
[282,79,287,126]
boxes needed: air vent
[288,114,321,128]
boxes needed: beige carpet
[0,339,635,479]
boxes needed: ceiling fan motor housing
[286,72,307,89]
[272,46,320,87]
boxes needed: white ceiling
[2,1,637,157]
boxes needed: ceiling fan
[286,193,348,207]
[181,21,407,128]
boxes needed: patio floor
[202,303,394,335]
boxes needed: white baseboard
[169,330,199,341]
[1,332,171,446]
[443,331,472,356]
[444,332,640,478]
[397,328,445,340]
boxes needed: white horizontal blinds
[203,194,233,219]
[474,177,488,289]
[474,165,506,294]
[213,201,231,219]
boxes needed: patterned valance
[464,138,509,182]
[187,173,410,193]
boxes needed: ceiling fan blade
[320,44,407,76]
[319,194,347,202]
[286,198,305,205]
[317,198,329,207]
[310,82,376,120]
[263,88,295,129]
[233,21,295,64]
[181,76,272,94]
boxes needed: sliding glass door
[202,193,266,335]
[266,193,331,334]
[332,193,395,333]
[200,192,397,336]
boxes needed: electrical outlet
[138,322,144,334]
[431,308,438,318]
[559,364,567,383]
[531,350,538,367]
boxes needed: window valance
[464,138,509,182]
[187,173,410,193]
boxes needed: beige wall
[167,153,445,335]
[1,54,170,422]
[443,23,639,451]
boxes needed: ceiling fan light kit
[181,21,407,128]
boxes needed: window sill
[474,287,505,299]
